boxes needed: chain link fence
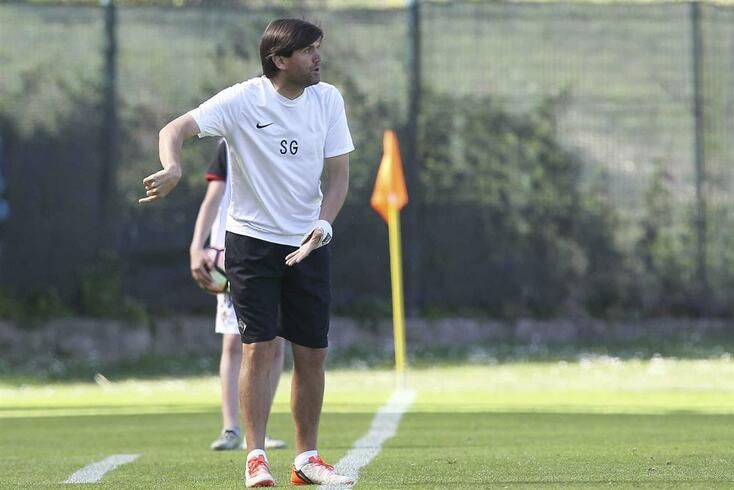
[1,1,733,318]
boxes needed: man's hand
[190,247,215,290]
[285,228,323,266]
[139,167,181,203]
[141,113,198,204]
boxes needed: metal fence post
[0,134,7,272]
[690,1,709,308]
[404,0,422,316]
[100,0,118,251]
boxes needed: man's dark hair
[260,19,323,79]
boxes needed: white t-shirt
[189,76,354,247]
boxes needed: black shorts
[224,232,331,348]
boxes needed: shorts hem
[280,332,328,349]
[241,334,279,344]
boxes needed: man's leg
[269,337,285,403]
[289,343,354,486]
[282,245,353,485]
[225,233,280,486]
[264,338,288,450]
[290,343,327,453]
[240,338,281,452]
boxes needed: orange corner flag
[371,129,408,222]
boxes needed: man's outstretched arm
[139,113,200,203]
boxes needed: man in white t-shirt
[140,19,354,487]
[189,139,287,452]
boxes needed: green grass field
[1,358,734,488]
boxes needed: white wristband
[302,219,333,248]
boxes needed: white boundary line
[318,389,416,489]
[63,454,141,484]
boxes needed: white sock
[247,449,267,462]
[225,427,241,436]
[294,450,319,470]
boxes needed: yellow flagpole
[387,204,407,387]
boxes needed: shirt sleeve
[206,140,228,182]
[189,84,241,139]
[323,88,355,159]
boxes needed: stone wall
[1,317,733,366]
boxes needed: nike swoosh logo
[256,122,274,129]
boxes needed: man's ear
[272,55,288,71]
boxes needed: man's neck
[270,76,304,100]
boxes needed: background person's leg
[221,333,242,430]
[211,294,245,451]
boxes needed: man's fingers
[289,228,325,264]
[139,188,160,203]
[142,169,179,201]
[192,267,212,282]
[198,277,214,289]
[287,227,324,266]
[285,252,299,266]
[285,241,319,266]
[192,268,215,290]
[140,173,161,203]
[285,249,302,266]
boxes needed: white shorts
[215,293,240,335]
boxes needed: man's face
[280,40,321,87]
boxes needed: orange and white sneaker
[245,455,275,488]
[290,456,355,486]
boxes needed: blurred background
[1,0,734,375]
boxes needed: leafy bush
[417,90,625,317]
